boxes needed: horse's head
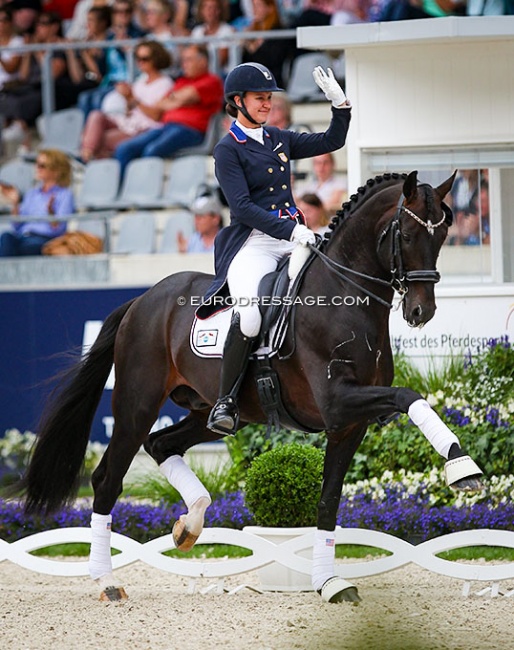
[379,170,455,327]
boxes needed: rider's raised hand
[291,223,316,246]
[312,66,347,108]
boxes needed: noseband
[380,192,445,294]
[308,190,447,309]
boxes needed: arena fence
[2,526,514,598]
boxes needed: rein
[309,191,445,309]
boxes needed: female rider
[202,62,351,435]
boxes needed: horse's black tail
[15,298,137,515]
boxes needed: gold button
[280,166,285,171]
[271,204,276,209]
[269,187,274,191]
[268,167,273,173]
[285,202,290,207]
[282,184,287,190]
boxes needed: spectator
[60,5,112,113]
[296,192,331,235]
[0,6,23,93]
[75,0,146,119]
[479,177,490,245]
[191,0,234,75]
[114,44,223,175]
[79,40,173,161]
[294,152,347,214]
[9,0,42,36]
[178,193,224,253]
[331,0,371,24]
[66,0,110,41]
[447,168,482,246]
[0,148,75,256]
[267,92,291,128]
[0,11,67,151]
[140,0,189,72]
[41,0,80,21]
[241,0,294,89]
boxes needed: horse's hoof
[99,586,128,602]
[172,516,199,552]
[445,456,483,492]
[451,475,484,492]
[319,577,361,604]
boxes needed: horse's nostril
[413,305,423,319]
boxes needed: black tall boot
[207,313,255,436]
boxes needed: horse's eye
[401,231,411,243]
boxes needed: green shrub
[244,443,324,527]
[224,423,325,490]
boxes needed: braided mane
[320,172,408,250]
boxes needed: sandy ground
[1,560,513,650]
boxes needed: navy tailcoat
[197,106,351,318]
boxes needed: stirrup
[207,396,239,436]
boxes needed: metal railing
[1,29,297,120]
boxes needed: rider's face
[237,91,272,126]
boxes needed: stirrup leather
[207,396,239,436]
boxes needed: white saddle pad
[190,308,286,359]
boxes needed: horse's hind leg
[89,364,172,600]
[145,410,220,551]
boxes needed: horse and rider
[14,62,483,604]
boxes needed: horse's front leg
[313,424,367,604]
[322,384,483,491]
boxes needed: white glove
[312,66,347,107]
[291,224,316,246]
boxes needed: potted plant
[243,443,323,591]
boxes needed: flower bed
[2,471,514,545]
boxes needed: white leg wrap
[89,513,113,581]
[159,455,211,510]
[312,529,336,592]
[408,399,460,459]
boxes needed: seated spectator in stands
[0,7,23,93]
[241,0,294,89]
[114,44,223,175]
[191,0,234,75]
[447,168,482,246]
[294,152,347,214]
[60,5,112,112]
[75,0,146,119]
[79,40,173,162]
[267,92,292,128]
[296,192,331,235]
[331,0,371,24]
[9,0,41,36]
[178,193,223,253]
[141,0,189,70]
[66,0,109,41]
[377,0,465,20]
[42,0,80,21]
[0,11,67,151]
[0,148,74,256]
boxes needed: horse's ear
[435,170,457,200]
[403,171,418,202]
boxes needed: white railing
[2,526,514,597]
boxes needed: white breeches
[226,231,295,337]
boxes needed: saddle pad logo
[196,329,218,347]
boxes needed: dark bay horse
[17,171,483,603]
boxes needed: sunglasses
[37,20,54,26]
[136,55,151,62]
[36,161,49,169]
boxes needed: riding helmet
[224,63,283,103]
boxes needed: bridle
[308,191,448,309]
